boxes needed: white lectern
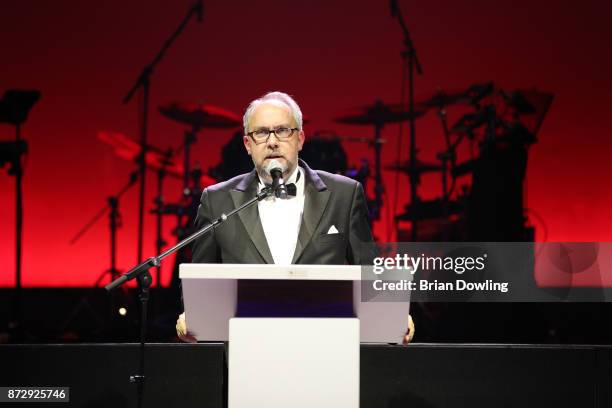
[180,264,410,408]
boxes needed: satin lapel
[292,181,331,263]
[230,176,274,264]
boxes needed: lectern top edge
[179,263,362,281]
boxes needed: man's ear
[243,135,252,155]
[297,130,305,151]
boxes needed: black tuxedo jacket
[191,160,374,265]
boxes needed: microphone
[390,0,398,17]
[196,0,203,22]
[265,159,288,199]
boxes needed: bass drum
[302,136,372,218]
[300,136,348,175]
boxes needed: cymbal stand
[188,163,204,221]
[436,108,457,201]
[391,0,424,241]
[70,171,139,251]
[484,104,498,146]
[182,126,199,195]
[372,118,385,221]
[435,108,457,240]
[122,0,203,266]
[64,172,139,333]
[152,151,173,289]
[157,126,202,245]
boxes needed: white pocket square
[327,225,339,234]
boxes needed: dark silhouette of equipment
[0,89,40,338]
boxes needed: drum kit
[71,103,242,292]
[64,0,554,298]
[69,79,553,297]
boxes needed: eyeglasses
[246,127,299,144]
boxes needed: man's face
[243,102,305,183]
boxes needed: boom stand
[122,0,203,264]
[106,186,274,408]
[392,2,424,240]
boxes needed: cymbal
[98,131,182,177]
[449,111,490,134]
[417,89,471,109]
[501,89,555,116]
[97,130,168,155]
[503,91,536,114]
[417,82,495,109]
[159,102,241,128]
[334,101,426,126]
[98,131,218,187]
[506,89,554,136]
[466,82,495,105]
[395,199,463,221]
[310,131,387,145]
[385,159,443,175]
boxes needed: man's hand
[176,312,197,343]
[402,314,415,345]
[177,312,414,344]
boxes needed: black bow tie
[265,183,297,197]
[286,183,297,196]
[262,169,300,197]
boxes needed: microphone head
[264,159,287,176]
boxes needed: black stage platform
[4,288,612,344]
[1,343,610,407]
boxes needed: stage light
[118,307,127,316]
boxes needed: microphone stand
[0,89,40,339]
[106,185,274,408]
[122,0,203,265]
[391,1,424,241]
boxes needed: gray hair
[243,91,303,134]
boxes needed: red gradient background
[1,0,611,287]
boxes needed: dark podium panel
[0,343,225,408]
[361,344,608,408]
[1,343,610,408]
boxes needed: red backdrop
[1,0,611,287]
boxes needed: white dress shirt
[257,166,305,265]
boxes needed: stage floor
[1,343,610,407]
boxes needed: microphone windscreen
[264,159,287,176]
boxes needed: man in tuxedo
[177,91,413,341]
[192,91,373,266]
